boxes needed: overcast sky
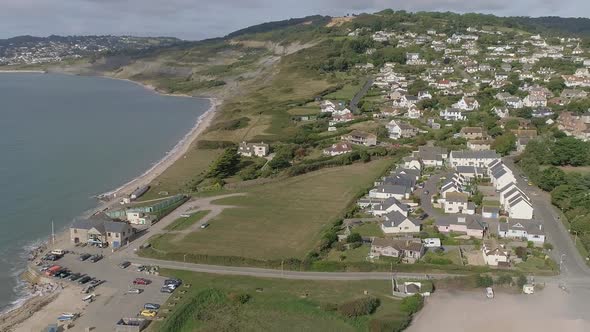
[0,0,589,40]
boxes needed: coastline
[0,72,222,327]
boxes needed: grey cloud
[0,0,588,40]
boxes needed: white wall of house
[508,201,534,220]
[381,219,420,234]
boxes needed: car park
[140,309,156,318]
[144,303,160,310]
[79,254,91,261]
[119,261,131,269]
[133,278,151,285]
[127,288,143,294]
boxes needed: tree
[496,275,513,285]
[517,275,528,289]
[476,274,493,288]
[538,166,566,191]
[492,132,516,156]
[400,294,424,314]
[207,147,240,179]
[346,232,362,243]
[515,247,528,260]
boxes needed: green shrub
[369,316,411,332]
[346,232,362,243]
[496,275,513,285]
[229,293,251,304]
[517,275,528,288]
[338,296,381,318]
[400,294,423,314]
[476,274,494,288]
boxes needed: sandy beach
[0,75,222,330]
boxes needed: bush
[496,275,513,285]
[369,316,411,332]
[338,296,381,318]
[229,293,251,304]
[400,294,424,314]
[346,232,362,243]
[515,247,528,260]
[517,275,528,288]
[476,274,494,288]
[543,243,554,250]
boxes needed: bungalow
[70,215,133,248]
[371,197,409,217]
[370,238,425,263]
[448,150,500,168]
[436,215,485,239]
[238,142,270,157]
[482,242,510,266]
[323,141,353,157]
[460,127,485,140]
[341,130,377,146]
[440,108,467,121]
[498,219,545,244]
[387,120,418,139]
[443,192,475,215]
[381,211,422,234]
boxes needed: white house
[381,211,421,234]
[443,192,475,215]
[402,156,422,171]
[371,197,409,217]
[238,142,270,157]
[369,185,411,201]
[448,150,500,168]
[387,120,418,139]
[453,97,480,111]
[323,141,353,157]
[492,106,510,119]
[523,94,547,108]
[413,146,448,167]
[406,106,422,119]
[487,160,517,190]
[436,215,485,239]
[482,242,510,266]
[440,108,466,121]
[506,97,524,109]
[499,184,534,220]
[498,219,545,244]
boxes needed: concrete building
[70,215,133,248]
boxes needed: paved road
[349,78,374,112]
[416,171,447,218]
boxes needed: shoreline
[0,72,222,324]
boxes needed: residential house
[460,127,485,140]
[532,107,554,118]
[453,97,480,111]
[448,150,500,168]
[523,94,548,107]
[560,89,588,100]
[499,184,534,220]
[341,130,377,146]
[329,112,354,126]
[482,206,500,219]
[370,185,411,201]
[238,141,270,157]
[387,120,418,139]
[70,215,133,248]
[370,238,425,263]
[436,215,485,239]
[467,139,492,151]
[455,166,487,180]
[402,156,422,171]
[381,211,422,234]
[323,142,353,157]
[516,137,531,153]
[488,159,517,190]
[505,96,524,109]
[418,90,432,100]
[443,192,475,215]
[482,242,510,266]
[492,106,510,119]
[406,106,422,119]
[440,108,467,121]
[498,219,545,244]
[371,197,409,217]
[557,111,590,141]
[412,146,448,167]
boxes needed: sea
[0,73,210,312]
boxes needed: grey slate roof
[436,215,485,230]
[450,150,500,159]
[383,211,420,227]
[72,214,130,234]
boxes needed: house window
[116,233,120,238]
[107,232,111,237]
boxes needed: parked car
[423,190,429,195]
[68,273,82,281]
[78,276,92,284]
[136,265,146,272]
[79,254,91,261]
[58,271,71,279]
[89,255,103,263]
[133,278,151,285]
[144,303,160,310]
[119,261,131,269]
[418,213,429,220]
[127,288,143,294]
[200,223,209,229]
[160,287,174,294]
[164,279,182,287]
[140,309,156,318]
[89,279,104,287]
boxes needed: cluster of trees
[519,137,590,252]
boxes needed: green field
[139,147,223,201]
[164,210,210,231]
[144,159,393,261]
[150,270,413,332]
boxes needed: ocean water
[0,73,209,312]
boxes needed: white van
[51,249,66,256]
[486,287,494,299]
[423,238,441,248]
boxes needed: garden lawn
[353,222,383,237]
[150,270,410,332]
[150,159,392,260]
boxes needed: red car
[133,278,151,285]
